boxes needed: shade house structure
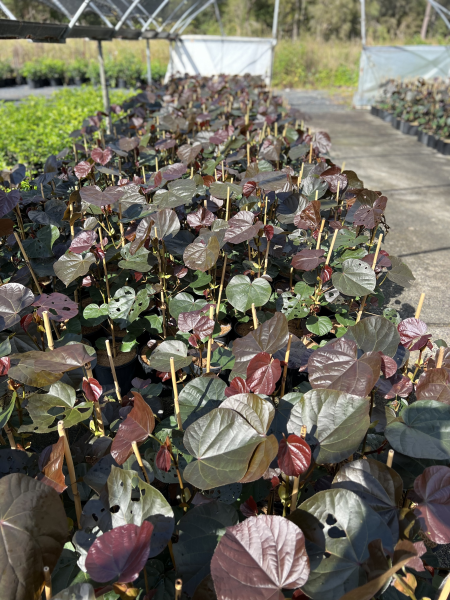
[0,0,281,120]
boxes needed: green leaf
[147,340,192,372]
[54,252,96,286]
[173,501,238,596]
[306,315,333,336]
[346,315,400,357]
[211,345,235,371]
[293,281,314,300]
[287,388,370,464]
[128,288,150,323]
[0,338,10,358]
[169,292,206,321]
[178,375,227,426]
[184,235,220,272]
[118,244,154,273]
[0,392,15,431]
[19,382,93,433]
[153,179,196,209]
[385,400,450,460]
[83,303,108,326]
[226,275,271,313]
[335,314,355,327]
[276,293,309,320]
[338,248,367,262]
[387,256,415,288]
[183,408,262,490]
[288,489,394,600]
[22,224,59,258]
[209,181,242,199]
[332,259,376,297]
[335,229,369,249]
[108,286,135,321]
[190,271,211,290]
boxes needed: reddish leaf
[313,131,331,154]
[86,522,153,583]
[353,196,387,230]
[243,181,257,198]
[188,334,199,347]
[308,338,381,397]
[329,220,343,230]
[161,163,187,181]
[271,475,280,488]
[240,495,258,518]
[246,352,282,395]
[32,292,79,322]
[398,318,431,351]
[278,434,311,477]
[376,373,413,399]
[414,466,450,544]
[10,343,93,373]
[294,200,321,231]
[263,225,274,241]
[82,276,94,287]
[178,311,215,339]
[320,265,333,283]
[0,189,21,218]
[69,230,97,254]
[225,377,251,398]
[223,211,263,244]
[174,266,188,279]
[210,515,310,600]
[156,371,171,382]
[320,166,348,194]
[20,313,33,332]
[37,437,67,494]
[155,437,172,472]
[80,185,124,208]
[210,129,229,145]
[380,354,398,378]
[119,136,140,152]
[362,251,391,272]
[186,207,215,231]
[82,377,103,402]
[291,249,325,272]
[111,392,155,464]
[74,161,93,179]
[91,147,113,166]
[202,175,215,187]
[0,357,10,376]
[416,368,450,404]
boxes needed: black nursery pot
[399,121,418,136]
[436,139,450,155]
[391,117,401,130]
[370,106,379,117]
[381,111,393,123]
[417,129,437,149]
[93,352,138,395]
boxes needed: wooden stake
[42,311,54,351]
[247,142,250,166]
[387,449,394,468]
[336,180,341,204]
[73,142,78,163]
[289,266,294,292]
[355,234,383,324]
[280,334,293,397]
[290,425,307,513]
[325,229,338,265]
[84,363,105,435]
[263,241,271,275]
[4,425,15,449]
[216,254,227,319]
[69,203,75,239]
[14,206,25,240]
[309,142,313,163]
[170,357,182,431]
[415,293,426,319]
[225,186,231,221]
[141,166,146,182]
[205,306,214,374]
[263,193,268,225]
[316,219,325,250]
[97,229,110,301]
[251,303,258,330]
[436,346,445,369]
[43,566,52,600]
[105,340,121,400]
[131,441,150,484]
[438,574,450,600]
[118,202,125,248]
[155,156,159,172]
[175,579,183,600]
[58,420,82,529]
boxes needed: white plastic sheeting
[354,45,450,107]
[165,35,274,84]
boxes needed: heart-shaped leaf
[32,293,79,322]
[69,230,97,254]
[169,292,207,321]
[226,275,271,313]
[387,256,415,288]
[332,259,376,297]
[86,521,153,583]
[278,434,311,477]
[294,200,321,230]
[223,211,263,244]
[151,208,181,240]
[0,283,34,331]
[146,339,192,372]
[0,473,68,600]
[80,185,124,207]
[37,437,67,494]
[291,249,325,271]
[413,465,450,544]
[345,315,400,357]
[179,375,227,426]
[211,515,309,600]
[416,368,450,403]
[398,318,431,351]
[111,392,155,465]
[287,388,370,464]
[246,352,282,395]
[184,235,220,272]
[0,189,21,218]
[54,252,96,286]
[353,195,387,229]
[91,147,113,166]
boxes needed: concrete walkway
[284,90,450,344]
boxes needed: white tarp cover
[354,45,450,107]
[165,35,274,84]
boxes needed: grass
[0,86,135,169]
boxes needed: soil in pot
[214,320,232,343]
[288,319,305,338]
[235,321,255,337]
[94,347,138,395]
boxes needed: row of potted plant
[0,54,166,89]
[0,73,448,600]
[372,77,450,154]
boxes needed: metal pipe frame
[159,0,188,31]
[141,0,170,32]
[68,0,93,29]
[0,1,15,20]
[178,0,214,33]
[213,0,224,36]
[171,0,202,33]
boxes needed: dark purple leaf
[161,163,187,181]
[0,189,21,218]
[353,196,387,229]
[398,318,431,351]
[223,212,263,244]
[32,292,79,322]
[177,143,201,165]
[414,466,450,544]
[86,521,153,583]
[69,230,97,254]
[79,185,125,207]
[320,166,348,194]
[225,377,251,398]
[375,373,413,399]
[380,354,397,378]
[291,249,325,272]
[416,368,450,404]
[187,207,215,231]
[118,137,140,152]
[294,200,321,230]
[243,181,257,198]
[82,377,103,402]
[74,161,93,179]
[91,147,113,166]
[111,392,155,465]
[240,496,258,518]
[246,352,282,395]
[313,131,331,154]
[278,434,311,477]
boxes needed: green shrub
[0,59,14,80]
[65,58,89,82]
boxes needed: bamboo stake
[225,186,231,221]
[131,441,150,484]
[175,579,183,600]
[251,303,258,330]
[105,340,121,400]
[355,234,383,324]
[263,241,271,275]
[290,425,307,513]
[42,311,54,351]
[325,229,338,265]
[97,229,110,301]
[216,254,227,319]
[4,425,15,449]
[316,219,325,250]
[263,193,268,225]
[415,293,426,319]
[118,202,125,248]
[84,363,105,435]
[438,575,450,600]
[280,334,293,397]
[387,449,394,468]
[15,206,25,240]
[436,346,445,369]
[206,306,214,373]
[73,142,78,163]
[309,142,313,163]
[155,156,159,172]
[289,266,294,292]
[170,357,183,430]
[336,180,341,205]
[58,420,82,529]
[43,566,52,600]
[14,232,61,339]
[69,203,75,239]
[247,142,250,166]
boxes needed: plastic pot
[436,139,450,155]
[399,121,418,136]
[213,320,232,344]
[417,130,437,149]
[370,106,379,117]
[93,351,138,395]
[391,117,401,130]
[381,111,393,123]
